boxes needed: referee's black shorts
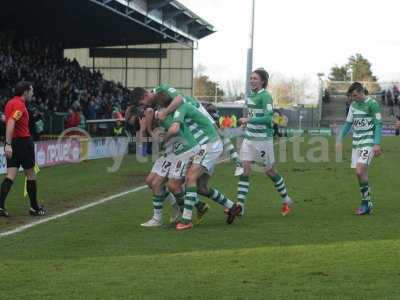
[6,137,35,170]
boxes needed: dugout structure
[0,0,215,96]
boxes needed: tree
[194,76,224,102]
[224,79,244,100]
[193,64,224,102]
[328,53,377,82]
[347,53,377,82]
[329,65,350,81]
[269,73,314,106]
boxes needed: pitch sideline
[0,185,148,238]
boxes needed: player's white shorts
[351,147,374,168]
[240,139,275,169]
[168,146,200,179]
[192,139,223,175]
[151,155,172,178]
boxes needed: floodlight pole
[244,0,255,110]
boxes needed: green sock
[152,195,164,221]
[359,182,371,202]
[182,187,197,224]
[223,137,241,166]
[270,174,289,202]
[237,175,250,206]
[208,188,233,208]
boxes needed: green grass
[0,137,399,300]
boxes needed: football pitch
[0,137,399,300]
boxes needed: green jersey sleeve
[183,96,200,108]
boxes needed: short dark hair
[253,68,269,88]
[15,81,32,97]
[347,82,364,94]
[131,87,147,104]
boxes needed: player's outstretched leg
[266,168,293,216]
[236,175,250,216]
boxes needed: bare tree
[224,79,244,101]
[269,73,315,106]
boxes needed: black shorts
[6,137,35,170]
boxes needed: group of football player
[132,66,383,231]
[132,68,294,231]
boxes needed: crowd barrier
[0,137,130,174]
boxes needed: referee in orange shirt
[0,81,46,217]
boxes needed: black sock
[0,178,13,209]
[27,180,39,210]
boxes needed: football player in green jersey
[128,88,182,227]
[237,69,293,217]
[156,92,241,230]
[153,84,243,175]
[336,82,383,215]
[137,88,222,227]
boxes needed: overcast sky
[180,0,400,88]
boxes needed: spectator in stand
[0,112,5,142]
[387,89,394,116]
[231,114,237,128]
[77,107,86,130]
[29,108,44,141]
[222,115,232,128]
[345,95,351,117]
[272,110,282,138]
[113,119,125,137]
[381,89,386,105]
[65,108,80,130]
[0,34,134,122]
[218,115,224,128]
[393,85,399,106]
[86,98,97,120]
[395,115,400,136]
[323,89,330,103]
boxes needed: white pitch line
[0,155,236,239]
[0,185,148,239]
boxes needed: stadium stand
[320,82,399,128]
[0,0,214,135]
[0,35,132,118]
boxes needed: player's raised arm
[159,95,183,119]
[153,84,183,120]
[165,122,181,142]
